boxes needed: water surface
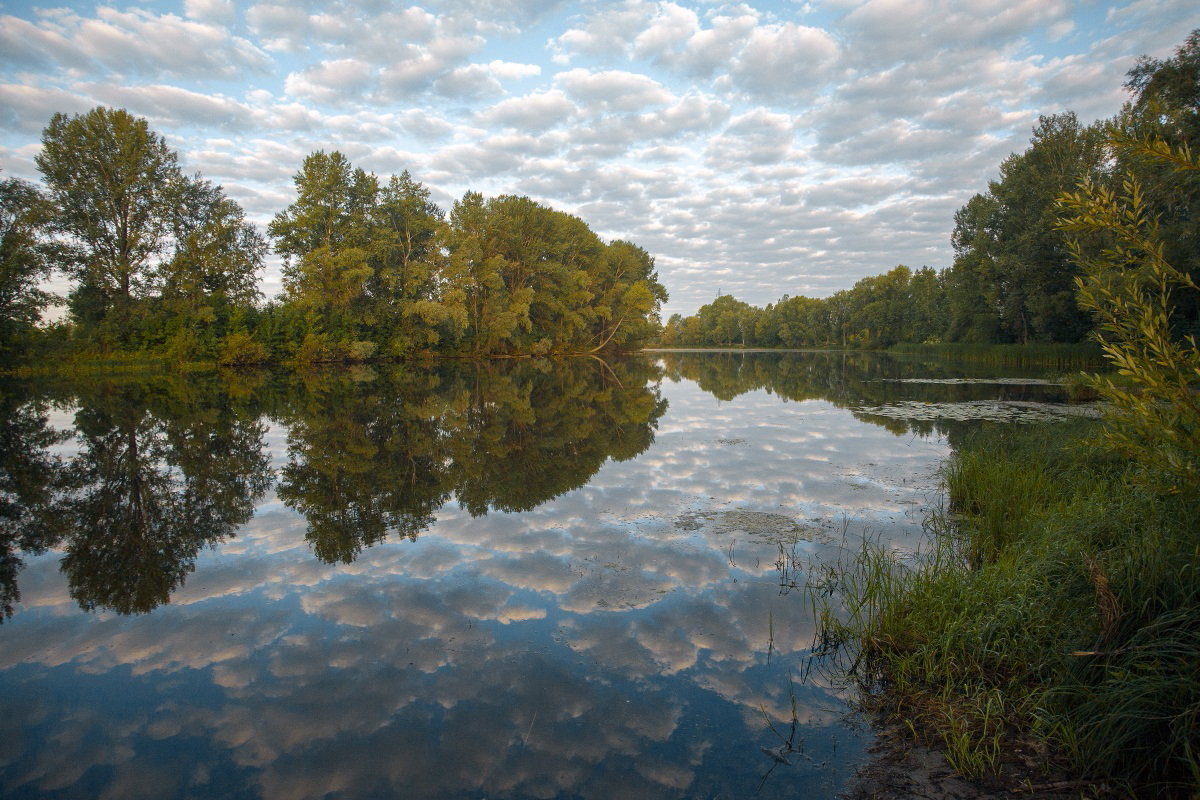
[0,352,1089,799]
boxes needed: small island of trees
[1,108,668,367]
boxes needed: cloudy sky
[1,0,1196,316]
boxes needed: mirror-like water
[0,352,1092,799]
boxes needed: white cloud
[2,6,273,79]
[78,83,257,131]
[725,22,840,99]
[480,90,578,131]
[556,68,674,112]
[184,0,235,25]
[284,58,373,104]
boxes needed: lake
[0,351,1095,799]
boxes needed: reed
[888,342,1105,369]
[812,421,1200,794]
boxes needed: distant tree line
[1,110,667,365]
[662,32,1199,350]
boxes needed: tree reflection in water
[0,375,273,618]
[0,352,1060,619]
[276,357,668,562]
[0,387,71,620]
[0,358,669,616]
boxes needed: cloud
[0,6,271,80]
[78,83,257,131]
[284,58,373,104]
[705,109,796,167]
[479,89,577,131]
[724,22,840,99]
[184,0,236,25]
[0,82,93,134]
[556,68,674,112]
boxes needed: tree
[150,175,266,359]
[268,151,378,352]
[0,176,56,357]
[36,107,181,339]
[944,113,1106,343]
[1058,138,1200,496]
[591,240,667,351]
[369,171,453,354]
[1116,30,1200,336]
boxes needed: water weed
[812,421,1200,795]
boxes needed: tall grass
[889,342,1105,369]
[814,421,1200,795]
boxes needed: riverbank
[820,420,1199,798]
[842,718,1086,799]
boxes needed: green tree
[590,240,666,351]
[0,176,57,358]
[945,113,1106,343]
[36,107,182,342]
[152,175,266,359]
[447,191,525,355]
[369,171,458,354]
[269,151,378,355]
[1059,147,1200,495]
[1115,30,1200,336]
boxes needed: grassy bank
[817,421,1199,796]
[889,342,1105,368]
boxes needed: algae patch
[674,509,830,545]
[853,399,1100,423]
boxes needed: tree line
[662,32,1199,351]
[1,111,667,365]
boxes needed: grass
[889,342,1106,369]
[813,420,1200,796]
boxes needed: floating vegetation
[716,437,748,445]
[853,400,1101,423]
[675,509,830,545]
[874,377,1066,386]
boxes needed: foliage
[0,175,57,359]
[663,266,945,349]
[813,423,1199,794]
[36,107,181,341]
[217,331,268,366]
[1058,146,1200,495]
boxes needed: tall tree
[945,113,1105,343]
[1116,30,1200,335]
[269,151,378,353]
[36,107,181,339]
[0,176,57,357]
[150,175,266,359]
[369,171,457,354]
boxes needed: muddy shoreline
[841,720,1101,800]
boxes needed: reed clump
[888,342,1106,369]
[818,421,1199,795]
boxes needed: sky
[0,0,1196,317]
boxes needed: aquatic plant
[812,422,1200,794]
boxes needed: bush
[217,331,268,366]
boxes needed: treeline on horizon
[661,34,1199,352]
[0,111,667,367]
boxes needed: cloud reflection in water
[0,352,1082,798]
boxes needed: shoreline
[841,720,1098,800]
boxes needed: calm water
[0,352,1091,799]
